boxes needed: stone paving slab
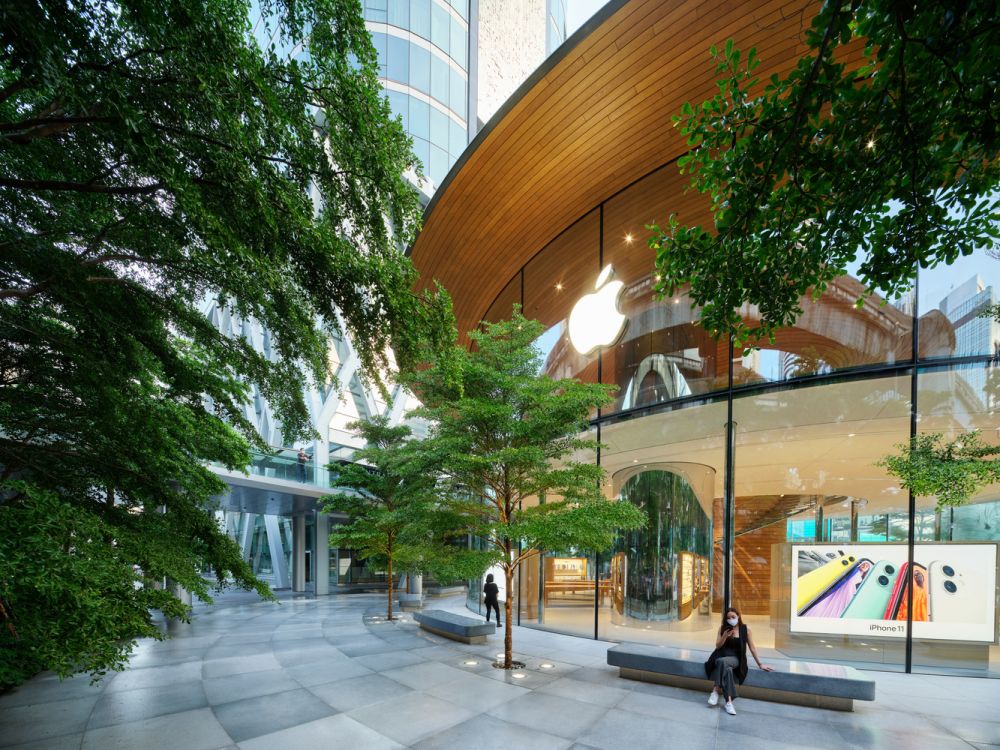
[0,592,996,750]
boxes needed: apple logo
[567,265,627,355]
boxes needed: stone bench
[414,610,496,644]
[607,643,876,711]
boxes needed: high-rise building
[206,1,566,594]
[363,0,567,190]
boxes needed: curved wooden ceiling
[409,0,853,340]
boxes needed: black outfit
[483,582,501,625]
[704,623,749,698]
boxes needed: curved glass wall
[364,0,470,188]
[612,468,713,627]
[473,160,1000,678]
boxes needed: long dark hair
[486,573,494,583]
[719,607,743,635]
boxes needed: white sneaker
[724,701,736,716]
[707,691,719,707]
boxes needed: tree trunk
[504,565,514,668]
[387,554,393,621]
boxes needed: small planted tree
[406,310,645,668]
[324,416,469,620]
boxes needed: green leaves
[402,308,645,666]
[651,2,1000,347]
[404,307,646,564]
[0,0,450,683]
[878,432,1000,509]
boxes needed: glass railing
[211,444,364,489]
[211,448,329,487]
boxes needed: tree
[405,310,646,668]
[650,2,1000,347]
[0,0,451,686]
[323,416,474,621]
[879,432,1000,509]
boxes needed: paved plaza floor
[1,592,997,749]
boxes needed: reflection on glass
[430,55,449,106]
[919,249,1000,361]
[410,0,430,39]
[409,44,431,94]
[734,375,911,668]
[386,34,408,83]
[913,364,1000,676]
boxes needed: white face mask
[727,617,739,627]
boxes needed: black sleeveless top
[704,623,749,684]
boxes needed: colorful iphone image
[884,562,910,619]
[802,559,873,617]
[796,554,857,613]
[842,560,900,619]
[889,563,929,621]
[928,561,985,623]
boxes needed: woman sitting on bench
[704,607,772,715]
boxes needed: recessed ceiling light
[555,282,563,291]
[539,663,554,669]
[464,660,478,666]
[625,233,634,244]
[848,433,856,437]
[512,672,526,679]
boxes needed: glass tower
[363,0,472,191]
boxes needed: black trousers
[485,600,501,624]
[711,655,740,699]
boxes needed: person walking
[483,573,501,627]
[704,607,773,715]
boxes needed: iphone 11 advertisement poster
[790,544,998,642]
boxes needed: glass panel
[449,119,467,160]
[386,34,408,83]
[430,54,449,106]
[450,16,467,68]
[733,374,912,671]
[429,144,448,186]
[370,32,387,78]
[518,429,598,638]
[484,273,520,324]
[912,364,999,676]
[387,0,408,27]
[735,267,913,383]
[450,0,468,21]
[523,208,600,384]
[386,90,409,131]
[429,106,450,152]
[409,44,431,94]
[603,165,722,410]
[449,69,467,119]
[918,247,1000,360]
[409,97,430,139]
[431,1,450,54]
[410,0,431,39]
[598,399,726,645]
[411,136,430,175]
[364,0,387,22]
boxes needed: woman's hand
[758,664,774,672]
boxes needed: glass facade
[474,162,1000,678]
[364,0,470,188]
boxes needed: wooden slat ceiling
[409,0,857,341]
